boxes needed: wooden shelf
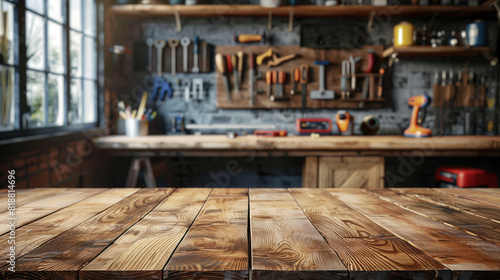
[111,4,494,18]
[383,46,494,58]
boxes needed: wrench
[168,39,179,75]
[154,39,166,76]
[180,37,191,73]
[146,38,154,72]
[192,36,200,73]
[183,79,192,103]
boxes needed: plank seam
[76,188,176,277]
[287,188,350,279]
[161,188,214,279]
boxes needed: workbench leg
[125,158,141,188]
[302,156,319,188]
[143,158,157,188]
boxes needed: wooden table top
[2,188,500,279]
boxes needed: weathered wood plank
[329,190,500,278]
[290,188,448,279]
[81,188,212,280]
[0,188,69,213]
[471,188,500,196]
[368,189,500,247]
[1,189,174,280]
[164,188,248,280]
[0,188,106,235]
[302,156,318,188]
[249,188,348,280]
[0,188,139,260]
[436,188,500,207]
[398,188,500,223]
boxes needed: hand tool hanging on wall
[266,71,273,98]
[234,33,264,43]
[341,60,350,100]
[202,41,209,72]
[359,52,375,108]
[180,37,191,73]
[237,51,244,85]
[311,60,334,100]
[290,68,299,95]
[249,53,256,107]
[146,38,154,72]
[193,78,204,100]
[256,48,298,67]
[377,68,385,98]
[336,110,354,135]
[169,39,179,75]
[215,53,231,102]
[300,64,309,113]
[226,54,234,92]
[231,54,239,93]
[270,71,288,102]
[433,69,441,135]
[183,79,191,102]
[152,39,172,101]
[192,36,200,73]
[349,55,361,92]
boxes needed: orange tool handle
[234,34,262,43]
[249,53,255,70]
[377,68,385,97]
[266,71,272,84]
[272,71,277,84]
[226,54,233,73]
[299,64,309,84]
[294,68,300,82]
[278,71,286,84]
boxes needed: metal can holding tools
[393,21,414,47]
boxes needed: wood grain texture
[0,188,139,260]
[290,188,448,279]
[318,156,384,188]
[302,156,318,188]
[1,189,174,280]
[164,188,248,280]
[329,190,500,278]
[368,189,500,247]
[0,188,106,235]
[436,188,500,207]
[396,188,500,223]
[472,188,500,196]
[0,188,69,213]
[249,188,348,280]
[81,188,212,280]
[92,135,500,153]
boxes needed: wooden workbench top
[94,135,500,151]
[2,188,499,279]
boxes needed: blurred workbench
[93,135,500,188]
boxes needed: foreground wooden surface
[93,135,500,157]
[1,188,500,279]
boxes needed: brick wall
[0,130,112,189]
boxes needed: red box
[296,118,332,135]
[436,167,498,188]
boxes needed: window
[0,0,100,137]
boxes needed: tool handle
[226,54,233,73]
[365,53,374,73]
[193,36,198,54]
[314,60,330,65]
[234,34,262,43]
[237,51,244,73]
[249,53,255,70]
[294,68,300,82]
[299,64,309,84]
[266,71,272,84]
[272,71,277,84]
[231,54,237,72]
[278,71,286,84]
[215,53,226,74]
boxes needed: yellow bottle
[394,21,414,47]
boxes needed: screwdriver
[226,54,234,93]
[300,64,309,113]
[231,54,239,93]
[237,51,244,85]
[290,68,300,95]
[215,53,231,102]
[266,71,273,98]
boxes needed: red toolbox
[436,167,498,188]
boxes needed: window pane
[48,0,64,23]
[69,78,82,124]
[48,74,64,126]
[26,0,44,15]
[26,12,45,70]
[0,66,15,131]
[69,0,82,31]
[48,21,64,74]
[83,0,96,37]
[70,31,82,77]
[83,80,96,123]
[26,71,45,128]
[83,37,96,79]
[2,2,15,65]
